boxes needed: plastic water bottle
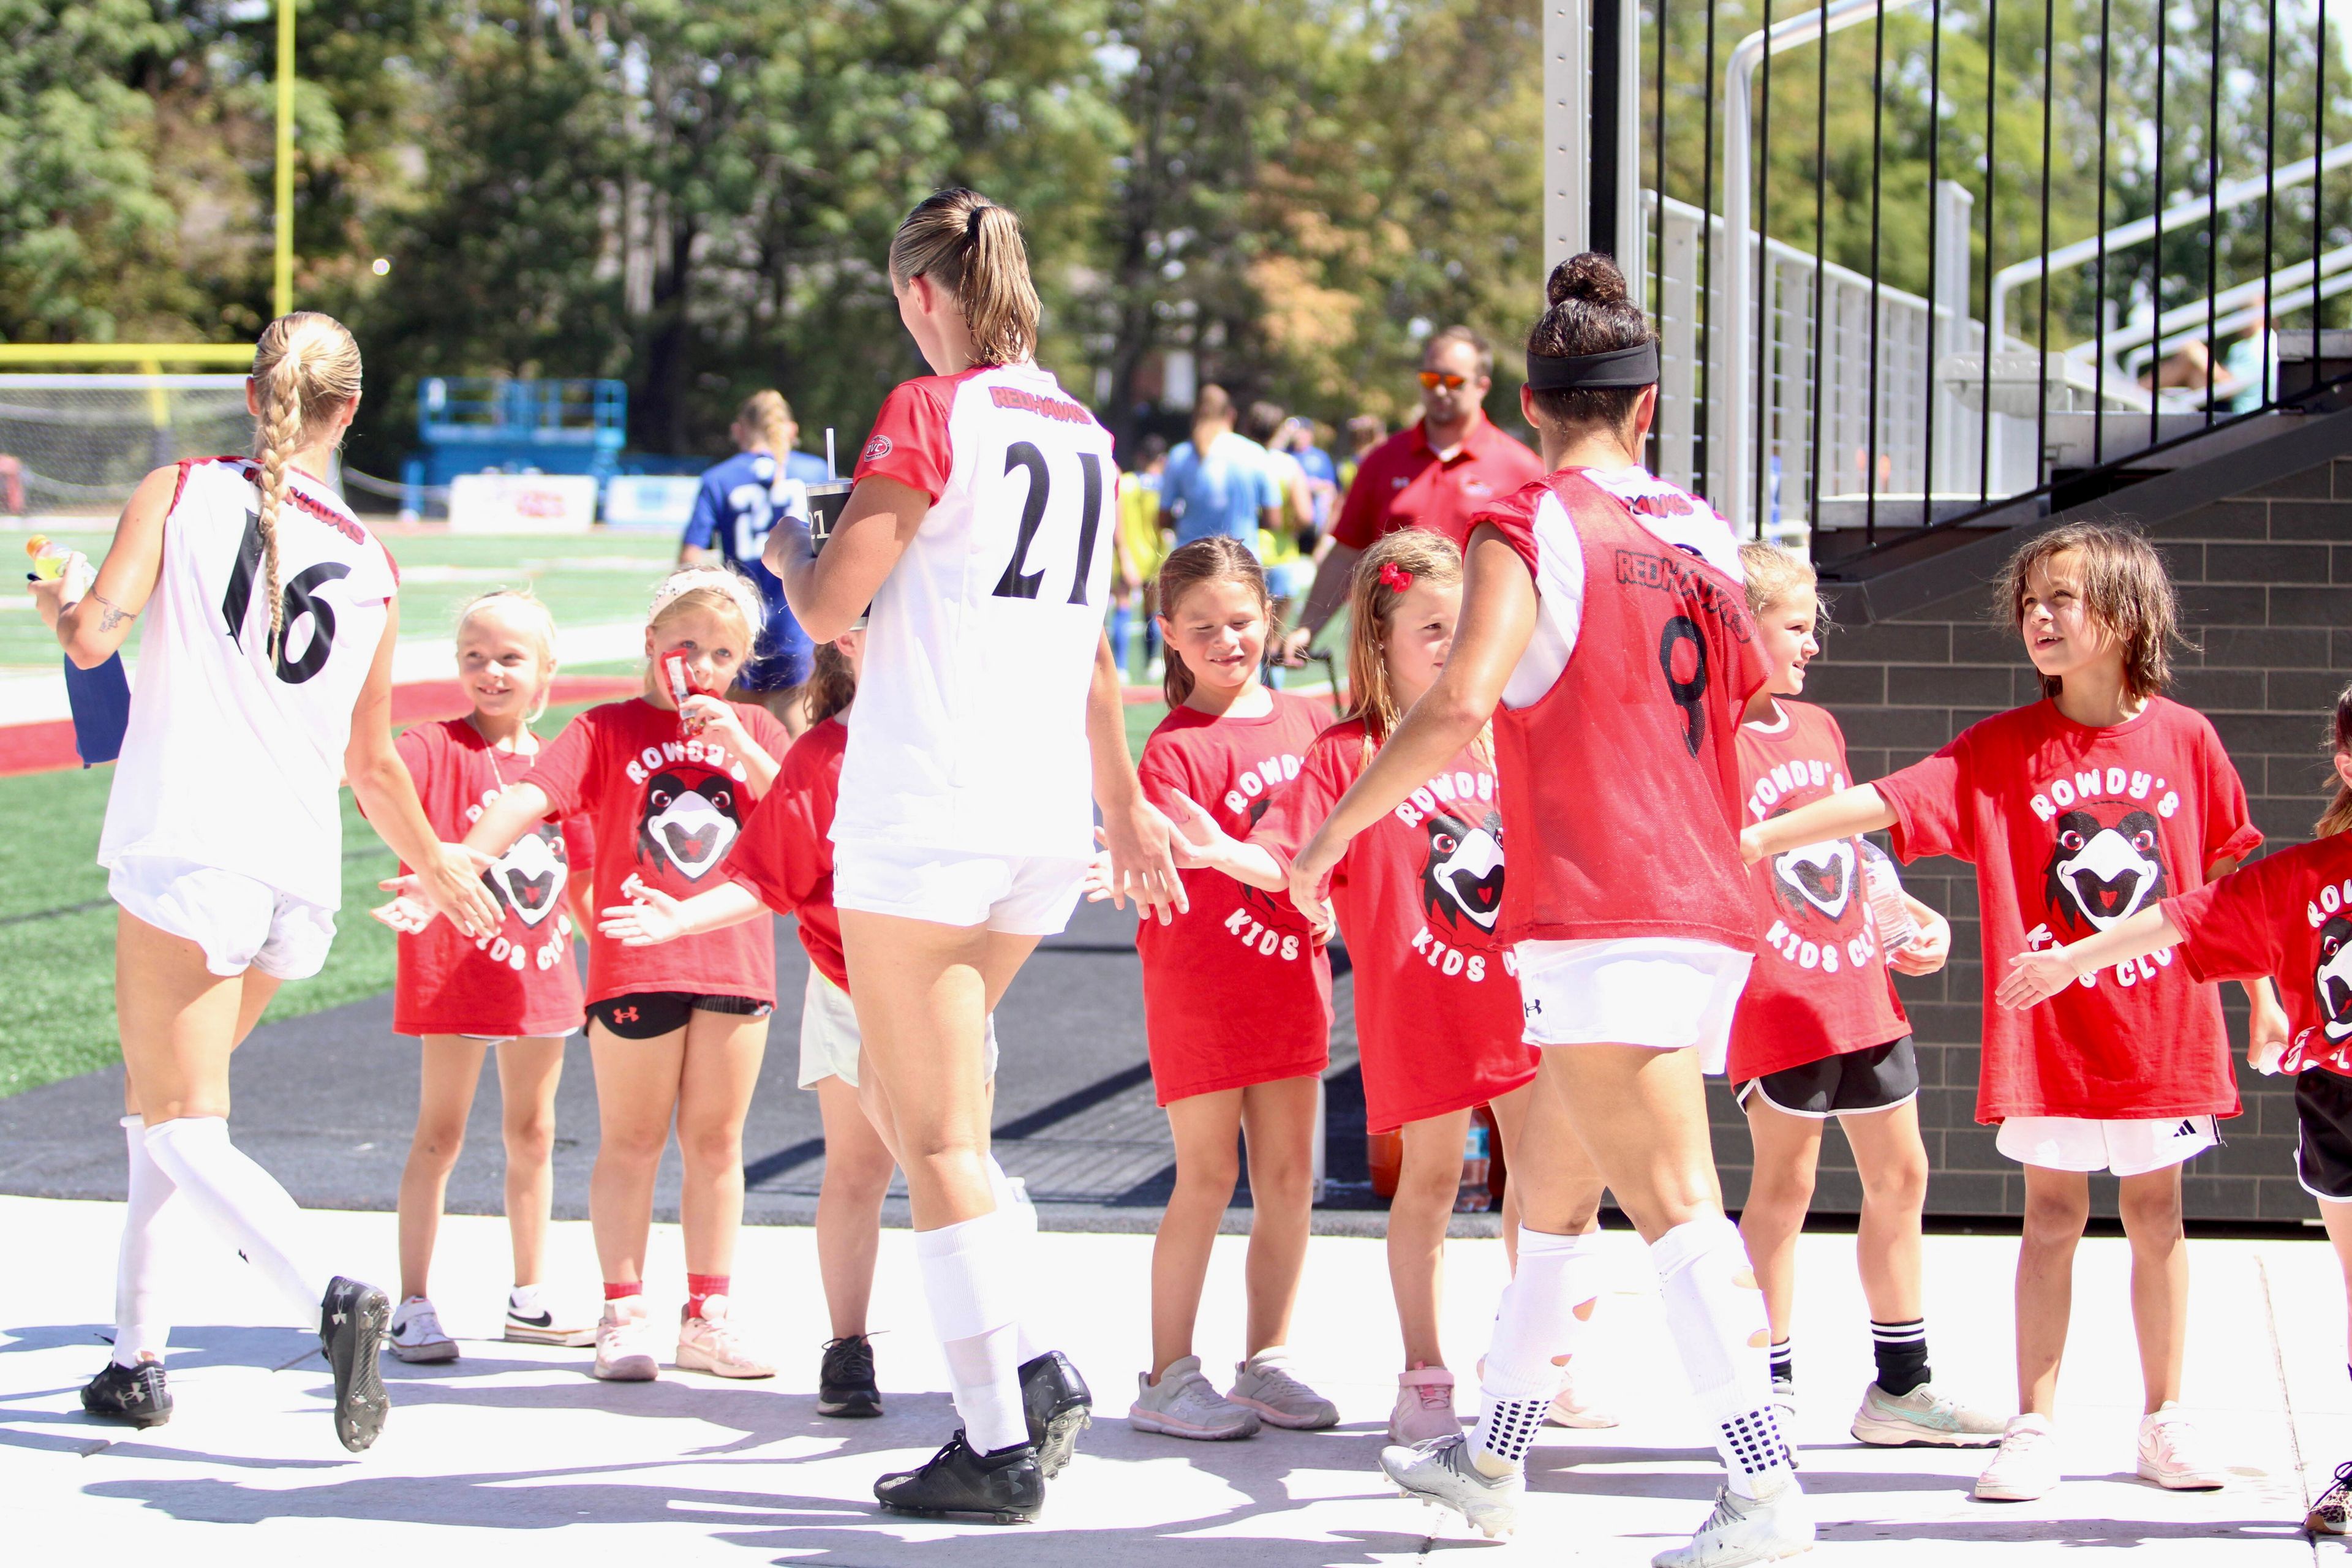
[1454,1122,1493,1213]
[1860,841,1920,963]
[24,534,68,580]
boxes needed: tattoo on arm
[91,593,135,633]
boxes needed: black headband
[1524,340,1659,391]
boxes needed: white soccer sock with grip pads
[1650,1214,1793,1498]
[1471,1227,1608,1470]
[140,1116,334,1329]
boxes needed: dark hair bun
[1547,253,1629,308]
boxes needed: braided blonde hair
[737,390,793,458]
[249,312,363,653]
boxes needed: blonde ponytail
[886,188,1041,367]
[737,390,793,459]
[248,311,364,658]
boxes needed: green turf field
[4,529,674,671]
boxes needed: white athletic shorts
[108,855,336,982]
[1514,936,1754,1075]
[1996,1114,2220,1177]
[832,840,1088,935]
[799,968,1000,1090]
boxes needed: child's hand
[1890,908,1951,976]
[679,693,747,750]
[2248,995,2294,1076]
[1738,824,1767,866]
[1997,946,2082,1011]
[1080,845,1120,903]
[369,894,434,934]
[600,883,687,946]
[1161,790,1235,871]
[415,843,502,938]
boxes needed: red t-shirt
[1877,695,2260,1121]
[1728,701,1909,1080]
[723,715,848,992]
[2167,832,2352,1077]
[389,718,588,1039]
[521,697,788,1006]
[1332,415,1546,551]
[1135,693,1335,1103]
[1253,721,1537,1133]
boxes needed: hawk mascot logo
[2043,807,2167,934]
[485,823,568,927]
[1420,808,1505,932]
[638,766,741,881]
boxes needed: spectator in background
[1338,414,1387,495]
[1281,328,1542,665]
[1163,385,1283,551]
[1244,401,1316,623]
[1274,416,1340,543]
[1114,434,1170,680]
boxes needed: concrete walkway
[2,1194,2344,1565]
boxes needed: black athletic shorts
[1736,1036,1919,1119]
[587,992,774,1041]
[2297,1067,2352,1202]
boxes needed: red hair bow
[1378,561,1415,593]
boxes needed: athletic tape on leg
[1479,1227,1606,1401]
[913,1210,1020,1343]
[113,1115,179,1365]
[141,1117,333,1325]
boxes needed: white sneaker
[1548,1365,1619,1428]
[675,1296,776,1379]
[1770,1374,1797,1429]
[1390,1365,1460,1444]
[1975,1413,2060,1502]
[2136,1403,2227,1490]
[592,1297,658,1382]
[1651,1476,1814,1567]
[1227,1347,1339,1429]
[1129,1355,1260,1439]
[1851,1381,2003,1447]
[503,1285,596,1348]
[1379,1432,1523,1539]
[386,1297,458,1363]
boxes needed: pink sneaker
[675,1296,775,1379]
[1390,1364,1460,1444]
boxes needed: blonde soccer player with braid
[33,312,502,1451]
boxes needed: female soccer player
[766,186,1180,1522]
[1290,256,1811,1564]
[47,312,500,1451]
[680,390,827,732]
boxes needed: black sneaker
[319,1275,393,1452]
[818,1334,882,1418]
[873,1430,1043,1523]
[81,1360,172,1428]
[1019,1349,1092,1479]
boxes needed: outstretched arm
[600,880,766,946]
[1994,905,2183,1011]
[1741,786,1899,865]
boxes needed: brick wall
[1708,453,2352,1223]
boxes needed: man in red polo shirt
[1282,326,1543,663]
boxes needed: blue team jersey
[682,448,832,687]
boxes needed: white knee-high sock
[1651,1215,1793,1498]
[914,1210,1030,1455]
[1471,1227,1608,1468]
[113,1115,181,1366]
[983,1156,1046,1363]
[141,1117,333,1329]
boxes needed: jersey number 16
[223,509,348,685]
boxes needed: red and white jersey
[1728,700,1909,1080]
[2167,831,2352,1079]
[837,363,1118,859]
[1472,468,1766,951]
[100,456,399,908]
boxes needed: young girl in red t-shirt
[599,633,1055,1424]
[1118,537,1338,1440]
[456,566,788,1385]
[1746,522,2288,1504]
[1725,545,1999,1452]
[1178,531,1608,1444]
[375,590,596,1365]
[1999,683,2349,1533]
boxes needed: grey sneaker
[1128,1355,1261,1440]
[1379,1432,1523,1539]
[1851,1381,2003,1447]
[1227,1347,1338,1430]
[1651,1476,1814,1567]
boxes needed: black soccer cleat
[873,1430,1044,1523]
[1019,1349,1093,1479]
[81,1360,172,1428]
[818,1333,883,1418]
[320,1275,392,1453]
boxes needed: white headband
[649,567,764,635]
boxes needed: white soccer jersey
[835,363,1118,859]
[99,456,398,908]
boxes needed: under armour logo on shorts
[614,1006,639,1025]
